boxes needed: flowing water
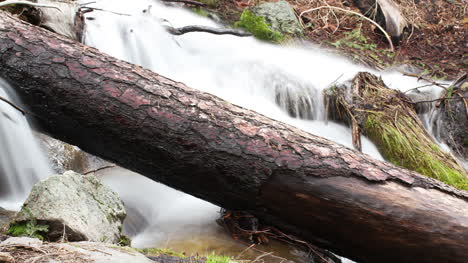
[79,0,447,261]
[0,79,52,210]
[0,0,458,262]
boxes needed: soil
[210,0,467,80]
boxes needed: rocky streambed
[0,170,215,263]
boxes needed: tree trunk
[0,12,466,263]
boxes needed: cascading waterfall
[78,0,457,261]
[0,0,457,261]
[0,79,52,210]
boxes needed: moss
[134,248,186,258]
[331,27,377,51]
[234,9,284,43]
[198,0,218,8]
[365,114,468,190]
[118,235,131,246]
[328,73,467,190]
[7,220,49,240]
[192,7,209,17]
[206,253,231,263]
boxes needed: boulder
[251,1,303,36]
[11,171,126,243]
[0,237,153,263]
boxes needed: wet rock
[432,82,468,159]
[0,237,153,263]
[405,89,436,114]
[37,134,113,174]
[0,208,15,235]
[251,1,303,36]
[12,171,126,243]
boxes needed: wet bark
[0,12,467,263]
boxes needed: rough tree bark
[0,12,466,263]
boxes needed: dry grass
[0,243,92,263]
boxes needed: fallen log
[0,11,467,263]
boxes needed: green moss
[118,235,131,246]
[206,253,231,263]
[365,114,468,190]
[7,220,49,240]
[235,9,284,43]
[134,248,185,258]
[446,86,455,98]
[198,0,218,8]
[192,7,209,17]
[331,27,377,51]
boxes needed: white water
[0,79,52,210]
[79,0,447,261]
[0,0,454,261]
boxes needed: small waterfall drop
[77,0,456,261]
[0,79,52,210]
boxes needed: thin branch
[403,83,448,94]
[0,0,62,12]
[0,95,26,115]
[83,165,116,175]
[406,96,468,104]
[299,6,394,51]
[401,72,448,90]
[161,0,207,7]
[79,6,131,16]
[165,25,252,37]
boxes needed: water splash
[0,79,52,210]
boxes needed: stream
[0,0,458,262]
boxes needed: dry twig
[0,95,27,115]
[299,6,394,51]
[161,0,207,7]
[83,165,116,175]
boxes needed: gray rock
[251,1,303,36]
[0,208,15,235]
[13,171,126,243]
[37,134,112,174]
[0,237,153,263]
[405,89,436,114]
[432,81,468,160]
[0,236,43,247]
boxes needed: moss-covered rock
[12,171,126,243]
[235,9,284,43]
[250,1,303,36]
